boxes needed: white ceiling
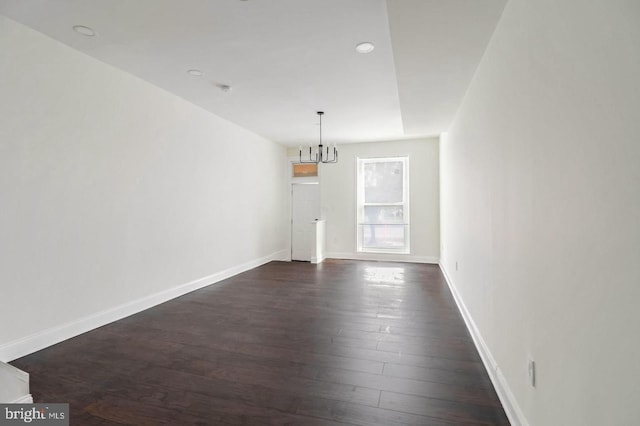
[0,0,506,146]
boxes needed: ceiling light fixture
[187,69,203,76]
[299,112,338,164]
[73,25,96,37]
[355,42,375,54]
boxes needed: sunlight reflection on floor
[363,266,406,286]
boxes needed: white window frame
[356,156,410,254]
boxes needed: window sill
[358,248,410,255]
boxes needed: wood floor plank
[379,390,510,426]
[311,366,501,407]
[382,362,495,390]
[295,398,459,426]
[376,339,481,361]
[11,260,509,425]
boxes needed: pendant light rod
[299,111,338,164]
[319,111,323,149]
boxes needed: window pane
[292,163,317,177]
[363,206,404,224]
[364,161,403,203]
[357,156,409,254]
[361,224,406,249]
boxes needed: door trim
[290,182,320,261]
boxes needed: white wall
[290,138,439,263]
[0,16,288,360]
[441,1,640,425]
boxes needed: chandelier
[299,111,338,164]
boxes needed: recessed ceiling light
[187,69,204,77]
[73,25,95,37]
[355,42,375,54]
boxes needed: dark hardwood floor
[11,260,510,425]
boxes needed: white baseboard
[326,252,439,264]
[11,394,33,403]
[0,361,30,403]
[439,263,528,426]
[0,249,289,363]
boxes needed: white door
[291,183,320,261]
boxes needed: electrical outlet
[528,359,536,387]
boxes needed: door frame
[287,157,320,261]
[290,181,320,261]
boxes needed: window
[357,156,409,253]
[292,163,318,178]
